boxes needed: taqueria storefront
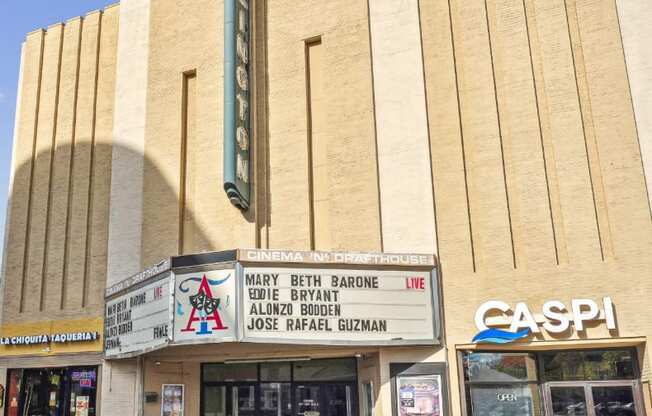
[103,249,447,416]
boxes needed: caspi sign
[223,0,251,210]
[473,297,616,343]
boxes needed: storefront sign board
[472,297,617,343]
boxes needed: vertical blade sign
[223,0,251,210]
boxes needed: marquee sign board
[241,267,438,345]
[104,274,172,358]
[103,250,440,357]
[223,0,251,210]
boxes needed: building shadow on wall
[1,141,232,321]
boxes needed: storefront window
[202,363,258,382]
[6,367,98,416]
[463,352,542,416]
[465,352,537,383]
[260,363,291,381]
[468,384,541,416]
[540,349,636,381]
[202,386,226,416]
[462,349,643,416]
[260,383,292,416]
[69,369,97,416]
[293,358,356,382]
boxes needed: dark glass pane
[468,384,541,416]
[583,350,636,381]
[233,386,256,416]
[464,352,537,382]
[541,350,636,381]
[260,363,291,381]
[541,352,585,381]
[550,386,587,416]
[202,386,226,416]
[323,385,353,416]
[21,369,67,416]
[592,386,636,416]
[295,385,320,416]
[259,383,292,416]
[293,359,356,381]
[202,364,257,382]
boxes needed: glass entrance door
[546,383,641,416]
[204,383,355,416]
[295,385,320,416]
[230,385,256,416]
[591,385,637,416]
[549,385,588,416]
[201,359,358,416]
[295,384,355,416]
[203,385,256,416]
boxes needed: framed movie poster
[396,375,443,416]
[391,363,448,416]
[161,384,184,416]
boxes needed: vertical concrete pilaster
[615,0,652,216]
[368,0,436,255]
[107,0,151,285]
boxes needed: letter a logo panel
[174,269,237,343]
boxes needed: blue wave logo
[472,328,530,344]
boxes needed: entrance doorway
[546,382,641,416]
[461,348,645,416]
[201,359,357,416]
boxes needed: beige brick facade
[1,1,650,416]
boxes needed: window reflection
[259,383,291,416]
[293,358,356,382]
[260,363,291,382]
[592,386,636,416]
[469,384,541,416]
[465,352,537,382]
[203,364,257,382]
[550,386,587,416]
[541,350,636,381]
[463,352,541,416]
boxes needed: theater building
[0,1,651,416]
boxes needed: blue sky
[0,0,115,260]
